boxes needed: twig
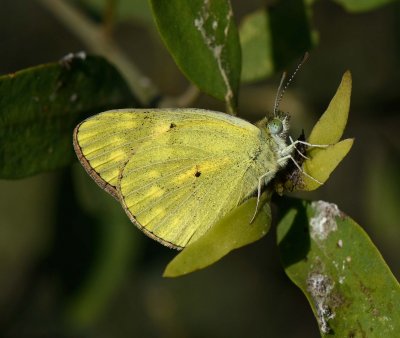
[158,84,200,108]
[38,0,158,106]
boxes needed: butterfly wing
[74,109,278,249]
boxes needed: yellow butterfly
[73,106,316,250]
[72,54,326,250]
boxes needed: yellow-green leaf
[302,138,354,191]
[308,71,352,146]
[163,193,271,277]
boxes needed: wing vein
[123,162,199,198]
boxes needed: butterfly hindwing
[119,143,254,248]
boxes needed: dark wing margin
[73,122,119,200]
[122,209,184,250]
[73,121,184,250]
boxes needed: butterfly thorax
[254,112,292,183]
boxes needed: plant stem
[38,0,158,106]
[158,85,200,108]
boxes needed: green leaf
[239,10,273,82]
[164,193,271,277]
[268,0,314,71]
[149,0,241,114]
[332,0,397,12]
[308,71,352,146]
[302,139,354,191]
[277,198,400,336]
[239,0,316,83]
[0,55,136,179]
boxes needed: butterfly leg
[250,141,326,224]
[282,139,329,157]
[278,154,323,185]
[289,136,309,160]
[249,171,272,224]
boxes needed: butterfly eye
[268,118,283,135]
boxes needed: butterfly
[72,57,322,250]
[73,105,325,250]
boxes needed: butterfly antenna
[273,52,310,116]
[273,72,287,117]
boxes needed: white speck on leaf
[75,51,87,60]
[381,316,389,322]
[60,52,74,63]
[332,254,349,284]
[307,272,335,334]
[59,51,87,68]
[337,239,343,248]
[194,1,234,107]
[346,256,351,263]
[341,259,346,270]
[310,201,341,241]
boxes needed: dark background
[1,0,399,337]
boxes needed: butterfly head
[266,111,290,140]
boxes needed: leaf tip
[162,265,180,278]
[162,270,173,278]
[342,70,352,90]
[341,137,355,150]
[344,69,352,77]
